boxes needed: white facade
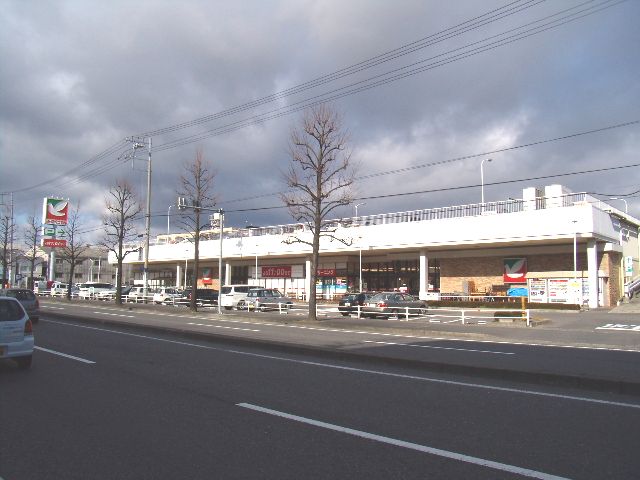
[111,185,640,308]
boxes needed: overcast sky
[1,0,639,242]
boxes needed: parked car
[220,284,252,310]
[337,292,376,316]
[239,288,293,312]
[95,285,132,301]
[0,288,40,323]
[78,282,114,299]
[361,292,426,319]
[180,289,219,306]
[153,287,182,304]
[127,286,155,303]
[0,296,34,369]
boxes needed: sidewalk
[40,299,640,395]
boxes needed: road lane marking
[34,346,95,364]
[238,403,568,480]
[187,322,260,332]
[41,319,640,410]
[42,305,65,310]
[92,311,135,318]
[596,323,640,332]
[363,340,515,355]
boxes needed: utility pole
[128,136,152,301]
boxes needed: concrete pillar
[305,258,312,302]
[225,262,232,285]
[176,264,182,288]
[419,250,429,300]
[587,239,599,308]
[48,250,55,281]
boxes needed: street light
[355,203,366,293]
[480,158,492,204]
[609,197,628,214]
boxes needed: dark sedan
[361,292,426,319]
[337,292,376,316]
[179,288,219,307]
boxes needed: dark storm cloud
[1,0,638,240]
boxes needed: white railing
[624,276,640,299]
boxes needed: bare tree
[282,105,356,321]
[177,148,217,311]
[23,215,41,289]
[58,206,89,299]
[100,180,142,304]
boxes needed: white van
[50,282,69,297]
[220,284,253,310]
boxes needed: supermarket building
[114,184,640,309]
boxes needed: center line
[238,403,568,480]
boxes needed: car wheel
[16,355,32,369]
[237,300,246,310]
[341,312,350,316]
[224,306,232,311]
[391,309,399,319]
[258,303,266,312]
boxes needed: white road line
[596,324,640,332]
[34,346,95,364]
[363,340,515,355]
[93,311,135,318]
[42,305,65,310]
[187,322,260,332]
[42,319,640,410]
[237,403,568,480]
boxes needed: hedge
[426,300,580,310]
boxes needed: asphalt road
[2,315,639,479]
[36,299,640,386]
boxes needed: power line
[152,0,623,153]
[140,0,544,137]
[220,119,639,205]
[222,160,640,214]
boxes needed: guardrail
[314,303,532,326]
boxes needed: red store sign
[262,266,292,278]
[316,268,336,277]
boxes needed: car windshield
[370,293,392,302]
[0,299,24,321]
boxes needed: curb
[44,308,640,397]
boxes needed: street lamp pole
[167,205,173,235]
[480,158,492,204]
[212,209,224,315]
[609,197,628,213]
[355,203,366,293]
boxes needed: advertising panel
[41,224,67,248]
[547,278,569,303]
[42,197,69,225]
[503,258,527,283]
[527,278,547,303]
[317,268,336,277]
[262,266,292,278]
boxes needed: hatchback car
[0,288,40,323]
[337,292,376,316]
[239,288,293,311]
[0,296,34,369]
[361,292,426,319]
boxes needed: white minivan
[220,285,252,310]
